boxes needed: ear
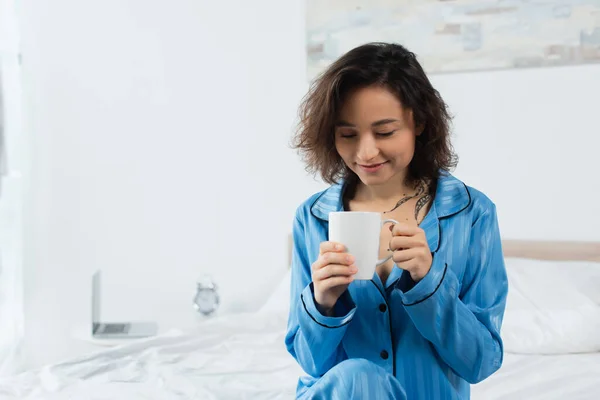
[416,124,425,136]
[407,109,424,136]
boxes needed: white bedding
[473,352,600,400]
[0,310,598,400]
[0,312,298,400]
[1,257,599,399]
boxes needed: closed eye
[338,130,395,138]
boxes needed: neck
[354,172,414,204]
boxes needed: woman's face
[334,85,420,188]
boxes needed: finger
[320,275,354,290]
[393,256,419,272]
[323,251,355,267]
[314,264,357,281]
[392,248,420,264]
[312,252,355,272]
[389,236,424,251]
[320,241,346,255]
[390,223,421,237]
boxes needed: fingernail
[349,266,358,273]
[346,255,355,263]
[335,244,343,250]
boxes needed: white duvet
[0,310,598,400]
[1,256,600,399]
[0,312,299,400]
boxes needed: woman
[285,42,508,400]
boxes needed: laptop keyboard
[101,323,129,334]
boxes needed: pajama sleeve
[284,212,356,377]
[396,204,508,384]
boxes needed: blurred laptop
[91,270,158,339]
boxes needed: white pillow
[258,270,291,315]
[258,258,600,355]
[501,257,600,355]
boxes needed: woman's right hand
[311,241,357,315]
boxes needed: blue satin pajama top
[285,173,508,399]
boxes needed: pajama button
[379,303,387,312]
[380,350,389,360]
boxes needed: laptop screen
[92,270,101,324]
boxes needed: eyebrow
[335,118,400,128]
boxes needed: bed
[0,240,599,399]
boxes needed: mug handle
[376,219,399,266]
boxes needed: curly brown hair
[292,42,457,188]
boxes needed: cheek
[386,135,416,159]
[335,140,352,160]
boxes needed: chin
[354,171,394,187]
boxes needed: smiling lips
[358,161,388,173]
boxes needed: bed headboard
[287,235,600,266]
[502,240,600,262]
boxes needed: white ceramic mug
[328,211,399,280]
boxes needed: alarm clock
[193,275,220,316]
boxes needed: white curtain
[0,0,24,376]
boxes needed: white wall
[431,64,600,242]
[18,0,600,369]
[0,0,25,376]
[18,0,324,368]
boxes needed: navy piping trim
[401,262,448,307]
[309,190,329,222]
[300,293,352,329]
[438,182,472,220]
[429,181,470,253]
[432,220,442,253]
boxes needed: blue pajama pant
[297,359,407,400]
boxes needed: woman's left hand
[389,224,432,282]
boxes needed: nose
[356,135,379,163]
